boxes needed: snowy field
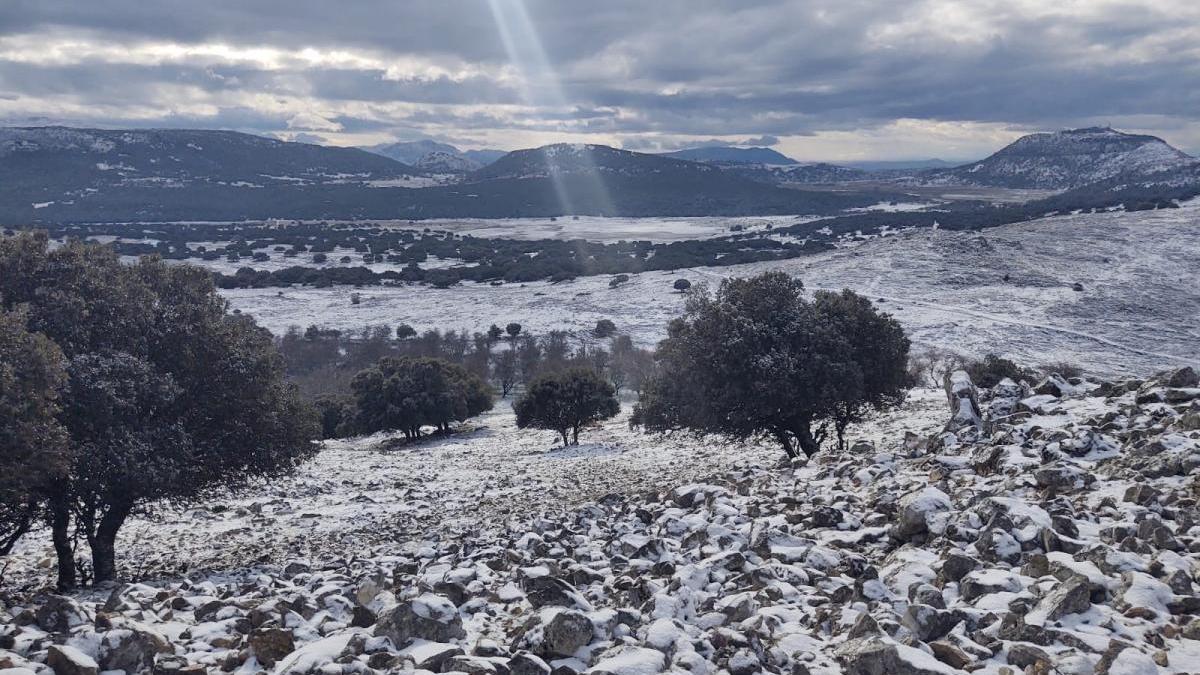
[372,215,809,242]
[3,391,947,587]
[224,204,1200,378]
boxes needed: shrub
[633,272,909,458]
[514,368,619,445]
[1038,361,1084,380]
[964,353,1031,388]
[593,319,617,338]
[506,322,523,338]
[673,278,691,293]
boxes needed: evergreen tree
[633,272,908,458]
[514,368,619,445]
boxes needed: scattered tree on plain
[514,368,619,446]
[348,356,493,439]
[673,278,691,293]
[632,272,909,458]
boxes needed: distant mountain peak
[930,127,1195,189]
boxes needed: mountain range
[364,140,505,171]
[1,125,1196,224]
[0,129,901,223]
[662,146,799,164]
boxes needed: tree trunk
[572,426,580,445]
[797,423,821,457]
[773,430,798,459]
[559,429,570,446]
[91,502,131,584]
[49,496,76,590]
[0,499,35,556]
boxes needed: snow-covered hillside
[3,367,1198,674]
[222,204,1200,378]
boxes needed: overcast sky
[1,0,1197,161]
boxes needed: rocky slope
[2,366,1198,674]
[927,127,1197,190]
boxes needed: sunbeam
[486,0,615,217]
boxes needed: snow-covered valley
[223,205,1200,379]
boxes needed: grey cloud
[1,0,1197,155]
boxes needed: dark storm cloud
[0,0,1197,154]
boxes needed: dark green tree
[810,289,910,451]
[349,357,493,438]
[0,233,319,588]
[632,272,908,458]
[673,278,691,293]
[506,322,523,339]
[514,368,619,445]
[593,319,617,338]
[0,309,68,557]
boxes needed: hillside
[0,126,418,188]
[928,127,1197,189]
[460,143,896,215]
[663,145,799,164]
[5,367,1198,673]
[0,131,903,222]
[366,139,506,170]
[365,139,460,165]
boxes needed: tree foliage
[632,272,909,458]
[0,309,68,555]
[514,368,620,445]
[0,232,319,587]
[348,357,493,439]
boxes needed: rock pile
[2,367,1198,674]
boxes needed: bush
[515,368,619,445]
[506,322,522,338]
[673,278,691,293]
[593,319,617,338]
[964,353,1031,388]
[395,323,417,340]
[609,274,630,288]
[633,272,909,458]
[1037,361,1084,380]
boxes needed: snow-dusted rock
[373,594,465,646]
[893,487,952,541]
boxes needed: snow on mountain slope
[365,139,461,165]
[414,150,481,173]
[929,127,1197,189]
[0,126,420,188]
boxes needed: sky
[0,0,1198,162]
